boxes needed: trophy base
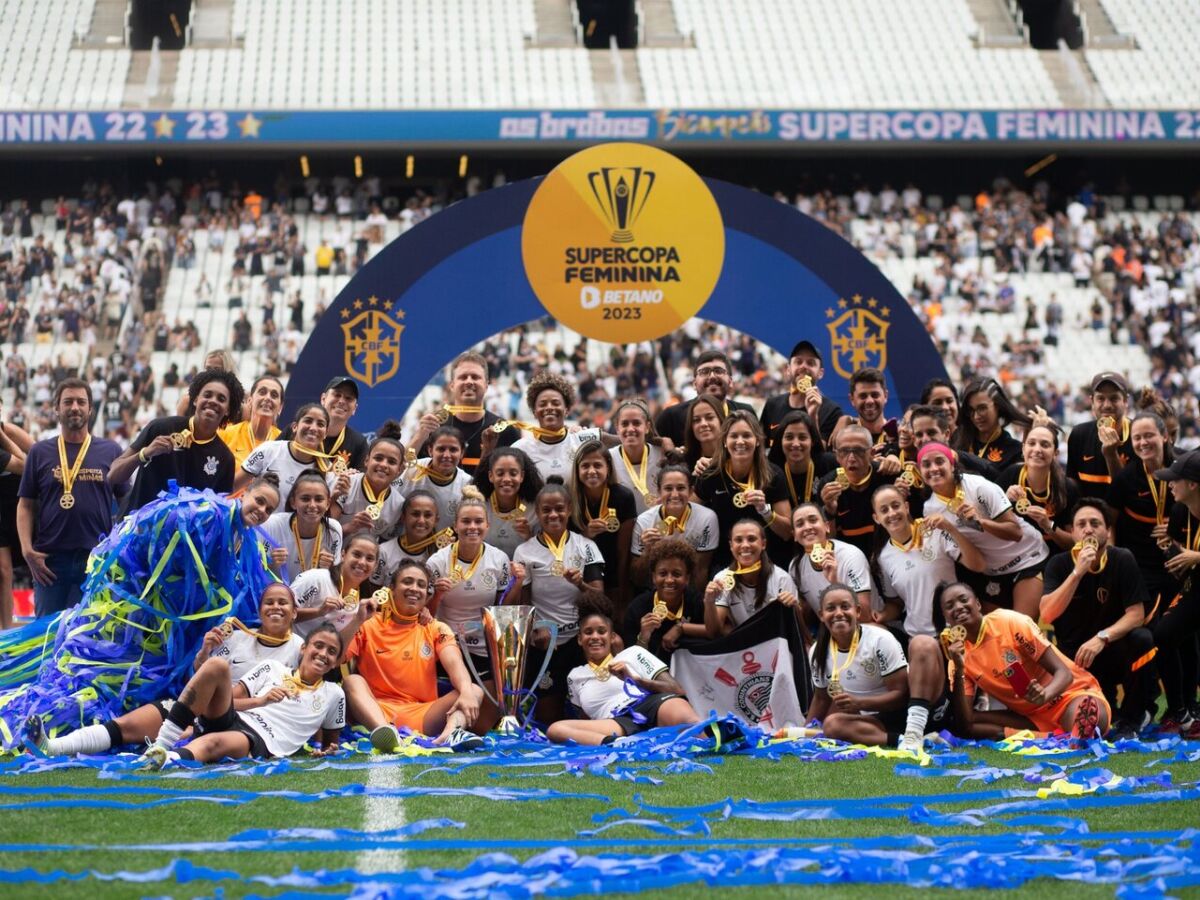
[496,715,522,735]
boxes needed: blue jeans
[34,549,90,617]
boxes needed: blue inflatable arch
[284,176,947,425]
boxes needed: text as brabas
[564,246,681,284]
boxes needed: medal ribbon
[222,616,294,647]
[290,517,325,572]
[724,463,756,495]
[1018,466,1052,504]
[1144,464,1167,526]
[660,505,692,535]
[361,476,390,508]
[889,520,925,554]
[57,433,92,500]
[827,625,861,684]
[588,653,614,679]
[443,404,484,417]
[490,492,527,522]
[282,669,323,695]
[652,591,684,621]
[400,528,453,555]
[584,487,614,525]
[837,466,873,488]
[784,462,815,506]
[449,541,484,583]
[934,485,966,509]
[1071,542,1109,574]
[729,560,763,579]
[541,529,570,566]
[291,441,340,473]
[503,420,568,441]
[619,446,652,498]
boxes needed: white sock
[153,719,185,751]
[904,703,930,740]
[46,724,113,756]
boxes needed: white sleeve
[566,668,585,709]
[876,555,896,599]
[774,568,799,598]
[328,520,343,564]
[242,446,268,476]
[874,627,908,677]
[322,687,347,730]
[809,645,828,688]
[971,476,1012,520]
[839,547,873,596]
[940,529,962,561]
[239,660,279,696]
[631,517,645,556]
[694,509,719,552]
[617,645,667,679]
[427,552,448,579]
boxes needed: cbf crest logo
[825,294,890,379]
[587,166,655,243]
[340,297,404,388]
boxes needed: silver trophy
[459,605,558,734]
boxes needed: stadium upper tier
[1,0,1197,110]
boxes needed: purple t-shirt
[18,436,125,552]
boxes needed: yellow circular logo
[522,143,724,343]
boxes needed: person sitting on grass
[936,581,1110,741]
[805,582,948,753]
[341,559,488,753]
[25,581,303,758]
[548,592,701,746]
[134,622,347,769]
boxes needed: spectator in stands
[16,378,123,617]
[315,239,334,275]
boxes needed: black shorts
[523,640,583,700]
[194,702,270,758]
[0,475,19,549]
[229,716,272,758]
[960,557,1046,609]
[613,692,684,736]
[877,626,956,734]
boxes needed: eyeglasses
[695,366,729,378]
[836,446,870,457]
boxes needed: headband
[916,442,957,466]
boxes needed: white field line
[356,763,406,874]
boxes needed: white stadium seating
[1086,0,1200,108]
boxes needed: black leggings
[1152,593,1200,714]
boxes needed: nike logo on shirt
[1083,455,1095,462]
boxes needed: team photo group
[8,330,1199,769]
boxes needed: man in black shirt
[830,367,899,458]
[816,424,896,556]
[654,350,753,448]
[759,340,843,447]
[281,375,369,470]
[1066,371,1134,502]
[420,351,518,474]
[1040,499,1155,738]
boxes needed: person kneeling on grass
[25,582,304,758]
[341,559,488,753]
[805,583,949,754]
[936,581,1110,741]
[135,623,346,769]
[548,592,701,746]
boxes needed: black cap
[789,340,822,363]
[1154,451,1200,483]
[1090,371,1129,394]
[323,376,360,398]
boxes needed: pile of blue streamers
[0,484,277,750]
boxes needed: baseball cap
[323,376,360,398]
[1090,371,1129,394]
[790,340,822,363]
[1154,451,1200,483]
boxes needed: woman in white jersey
[631,460,718,591]
[918,441,1048,618]
[291,532,384,648]
[509,371,614,482]
[514,478,605,721]
[789,502,877,626]
[137,622,347,768]
[396,425,471,532]
[471,446,542,558]
[428,488,521,677]
[372,490,454,590]
[236,403,337,508]
[26,579,301,758]
[703,519,799,637]
[870,484,986,638]
[550,593,701,745]
[331,420,406,541]
[609,399,667,515]
[262,470,343,581]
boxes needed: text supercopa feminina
[564,246,682,283]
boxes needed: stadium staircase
[76,0,127,46]
[123,49,178,107]
[965,0,1027,46]
[590,45,645,106]
[638,0,693,47]
[1076,0,1137,48]
[531,0,580,46]
[190,0,234,47]
[1038,43,1106,107]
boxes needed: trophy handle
[518,620,560,717]
[455,626,503,710]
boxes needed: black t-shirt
[580,482,638,590]
[759,394,843,447]
[813,464,901,556]
[621,588,706,663]
[777,452,838,507]
[123,415,236,514]
[997,463,1080,548]
[1066,420,1133,502]
[280,422,369,471]
[655,397,754,448]
[418,410,518,475]
[1042,546,1147,655]
[968,429,1024,471]
[1109,458,1171,570]
[694,462,790,572]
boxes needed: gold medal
[332,455,349,474]
[653,600,669,617]
[827,675,844,697]
[810,544,829,566]
[492,420,511,434]
[218,619,236,638]
[595,665,611,682]
[732,491,748,508]
[549,560,565,577]
[59,494,75,509]
[435,530,454,549]
[939,624,967,650]
[372,587,392,609]
[366,503,382,520]
[449,569,463,585]
[897,468,915,487]
[1082,536,1099,551]
[435,407,451,424]
[835,468,850,488]
[342,589,360,614]
[604,514,621,533]
[719,570,736,591]
[1098,416,1115,431]
[945,488,965,514]
[283,680,301,699]
[171,430,192,449]
[1015,497,1030,514]
[795,375,813,393]
[405,447,418,464]
[643,491,655,505]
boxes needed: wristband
[138,448,149,464]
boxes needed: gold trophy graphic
[587,167,655,243]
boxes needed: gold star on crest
[352,298,364,310]
[837,299,848,309]
[394,308,406,319]
[881,307,891,317]
[237,112,263,138]
[340,309,350,319]
[153,114,176,138]
[851,294,863,305]
[383,300,393,310]
[368,296,379,307]
[867,297,878,308]
[825,308,835,318]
